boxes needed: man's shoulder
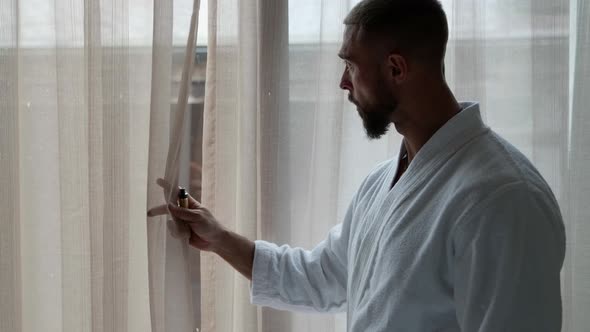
[456,130,552,194]
[449,133,564,253]
[437,130,560,226]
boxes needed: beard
[350,94,397,140]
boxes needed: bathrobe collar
[390,102,489,196]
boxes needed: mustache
[348,94,358,105]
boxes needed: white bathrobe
[250,102,566,331]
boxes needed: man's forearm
[212,230,255,280]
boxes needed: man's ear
[388,54,407,83]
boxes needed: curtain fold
[564,1,590,330]
[85,0,107,330]
[0,1,21,331]
[147,0,201,332]
[201,0,265,330]
[146,0,173,330]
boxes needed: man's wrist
[211,228,232,255]
[210,229,256,280]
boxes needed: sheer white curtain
[0,0,152,330]
[0,0,201,331]
[202,0,590,331]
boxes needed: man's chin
[355,106,393,139]
[363,122,389,140]
[366,132,386,140]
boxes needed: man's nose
[340,69,352,91]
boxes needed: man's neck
[395,84,461,164]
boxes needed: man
[148,0,566,330]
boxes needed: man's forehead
[339,25,359,59]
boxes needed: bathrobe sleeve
[249,206,353,313]
[453,182,566,332]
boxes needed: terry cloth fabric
[250,102,566,332]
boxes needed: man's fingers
[156,178,171,191]
[157,178,200,204]
[188,196,201,209]
[147,204,169,217]
[156,177,204,210]
[148,200,203,218]
[168,203,201,223]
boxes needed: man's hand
[147,178,255,280]
[147,178,227,252]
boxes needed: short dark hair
[344,0,448,65]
